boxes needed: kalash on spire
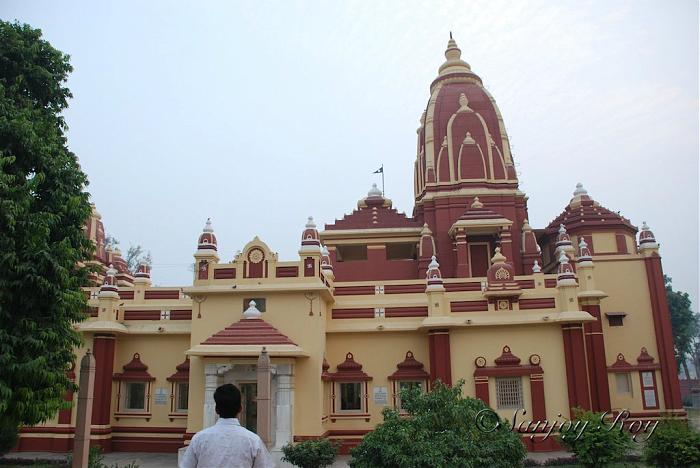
[53,35,683,459]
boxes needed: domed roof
[415,36,517,200]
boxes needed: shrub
[281,438,338,468]
[643,418,700,467]
[349,380,526,468]
[557,409,631,467]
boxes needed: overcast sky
[4,1,699,306]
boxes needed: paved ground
[2,450,574,467]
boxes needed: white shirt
[179,418,274,468]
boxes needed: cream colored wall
[590,232,617,254]
[593,257,663,412]
[451,324,570,422]
[186,291,329,438]
[324,331,428,430]
[109,334,190,428]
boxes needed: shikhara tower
[16,36,683,457]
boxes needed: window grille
[495,377,523,409]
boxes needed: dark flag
[374,166,383,174]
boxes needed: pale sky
[4,1,699,306]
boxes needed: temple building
[16,37,683,456]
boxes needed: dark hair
[214,384,242,418]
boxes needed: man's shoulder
[233,425,265,444]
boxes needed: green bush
[281,438,338,468]
[643,418,700,467]
[349,380,526,468]
[557,409,631,467]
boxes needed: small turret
[133,262,151,287]
[555,224,575,257]
[418,223,436,277]
[638,221,659,254]
[556,251,576,287]
[194,218,219,280]
[577,237,593,266]
[300,216,321,250]
[197,218,218,253]
[320,245,334,281]
[99,264,119,298]
[425,256,444,290]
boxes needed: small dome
[301,216,320,247]
[197,218,218,251]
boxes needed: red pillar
[561,324,591,414]
[530,373,547,422]
[429,329,452,386]
[455,231,469,277]
[57,365,76,425]
[91,333,116,451]
[581,303,611,412]
[644,255,683,410]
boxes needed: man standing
[180,384,274,468]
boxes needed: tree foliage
[557,409,631,467]
[349,380,526,468]
[0,20,93,453]
[643,419,700,467]
[104,235,152,275]
[282,438,339,468]
[665,275,699,372]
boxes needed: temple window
[167,357,190,419]
[605,312,626,327]
[396,381,423,411]
[336,245,367,262]
[640,371,659,409]
[113,353,155,418]
[338,382,363,411]
[495,376,523,409]
[388,351,429,411]
[615,373,632,395]
[124,382,147,411]
[386,243,417,261]
[326,353,372,421]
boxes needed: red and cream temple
[15,37,683,456]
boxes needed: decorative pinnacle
[491,246,507,263]
[558,251,570,264]
[428,255,440,269]
[367,183,382,197]
[559,224,567,235]
[471,197,484,209]
[243,300,262,319]
[532,260,541,273]
[573,183,588,197]
[579,237,588,249]
[203,218,213,233]
[306,216,316,228]
[106,264,117,277]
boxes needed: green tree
[104,235,152,275]
[643,418,700,467]
[0,21,93,453]
[665,275,699,376]
[349,380,526,468]
[557,409,632,467]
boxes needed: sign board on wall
[373,386,388,405]
[154,387,168,405]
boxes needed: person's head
[214,383,242,418]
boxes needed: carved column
[256,349,272,446]
[274,364,294,451]
[428,329,452,386]
[203,364,222,429]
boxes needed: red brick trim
[519,298,556,310]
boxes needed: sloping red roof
[545,197,636,235]
[202,318,296,346]
[388,351,430,381]
[113,353,155,381]
[167,357,190,382]
[457,203,505,222]
[325,196,421,230]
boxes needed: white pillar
[203,364,220,429]
[274,364,294,450]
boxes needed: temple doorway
[239,382,258,433]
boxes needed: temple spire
[438,34,471,76]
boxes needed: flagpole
[381,164,385,196]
